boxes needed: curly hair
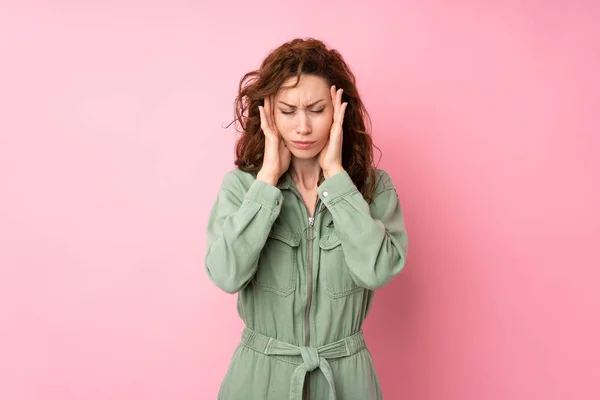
[228,37,381,203]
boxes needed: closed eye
[280,109,325,115]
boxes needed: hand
[318,85,347,179]
[257,95,292,185]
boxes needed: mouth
[291,141,316,150]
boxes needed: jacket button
[323,191,329,198]
[275,200,280,206]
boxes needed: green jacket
[205,168,408,400]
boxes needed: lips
[291,141,315,149]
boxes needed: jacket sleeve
[204,171,284,294]
[317,170,408,290]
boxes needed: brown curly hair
[228,37,381,203]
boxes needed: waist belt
[241,327,366,400]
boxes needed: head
[231,38,379,203]
[272,74,333,160]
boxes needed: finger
[258,105,267,132]
[263,97,273,135]
[264,97,271,129]
[334,102,348,134]
[337,88,344,111]
[260,105,275,140]
[265,95,277,134]
[330,85,338,116]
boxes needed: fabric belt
[241,327,366,400]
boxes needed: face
[273,74,334,159]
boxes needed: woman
[205,38,408,400]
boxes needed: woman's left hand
[319,85,348,179]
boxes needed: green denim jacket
[205,168,407,400]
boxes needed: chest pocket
[253,223,300,297]
[319,230,363,298]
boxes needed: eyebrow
[278,99,325,108]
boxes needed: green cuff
[317,170,358,205]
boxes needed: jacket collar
[277,170,325,190]
[276,171,293,190]
[278,171,327,213]
[257,170,326,213]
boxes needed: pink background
[1,1,599,399]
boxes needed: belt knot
[299,347,320,371]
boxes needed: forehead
[277,75,329,102]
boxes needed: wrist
[323,165,345,179]
[257,169,279,186]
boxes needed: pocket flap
[319,230,342,250]
[268,224,301,247]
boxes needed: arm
[317,170,408,290]
[204,171,283,294]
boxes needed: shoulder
[219,167,257,195]
[372,168,397,195]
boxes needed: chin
[290,149,320,159]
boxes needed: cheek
[314,141,328,154]
[277,115,301,132]
[314,117,333,138]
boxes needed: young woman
[205,37,408,400]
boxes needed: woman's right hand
[257,95,291,186]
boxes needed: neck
[289,157,322,191]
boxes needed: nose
[296,111,311,135]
